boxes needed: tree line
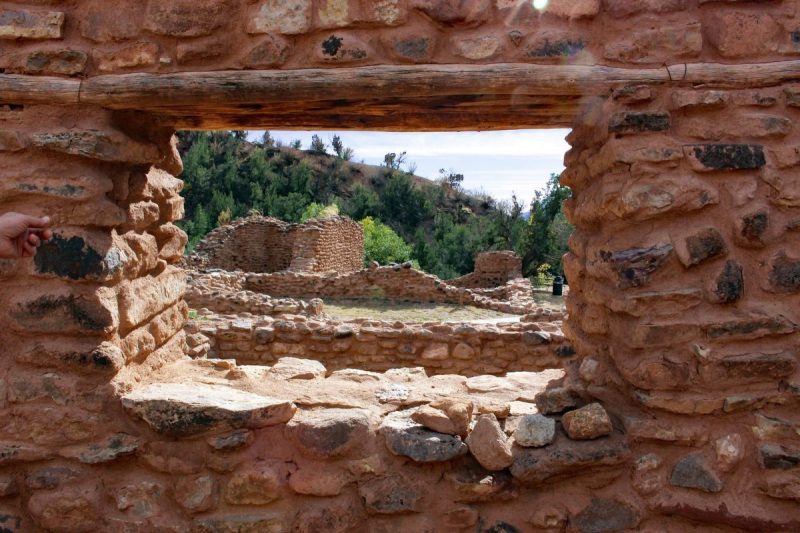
[176,131,572,282]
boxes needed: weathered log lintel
[1,61,799,129]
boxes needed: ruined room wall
[186,311,570,376]
[244,266,554,316]
[186,216,295,273]
[184,270,325,318]
[188,215,363,273]
[450,250,524,289]
[288,216,364,273]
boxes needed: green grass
[322,300,522,322]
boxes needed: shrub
[361,217,413,265]
[300,203,340,222]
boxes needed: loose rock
[465,414,513,471]
[411,398,473,436]
[562,403,613,440]
[513,414,556,447]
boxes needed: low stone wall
[184,270,324,317]
[107,357,637,533]
[245,265,559,317]
[185,312,573,376]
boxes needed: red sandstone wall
[0,1,798,77]
[186,217,295,272]
[2,0,800,531]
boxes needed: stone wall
[244,264,556,316]
[186,311,571,376]
[560,84,800,529]
[3,0,800,530]
[450,250,524,289]
[184,270,325,317]
[186,215,364,273]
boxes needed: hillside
[176,131,570,279]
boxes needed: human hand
[0,213,53,259]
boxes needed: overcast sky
[247,129,570,203]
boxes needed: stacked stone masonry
[184,270,326,318]
[243,265,548,315]
[185,214,364,273]
[2,0,800,530]
[449,250,524,289]
[185,310,571,376]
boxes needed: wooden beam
[76,61,800,110]
[0,74,80,104]
[168,111,578,131]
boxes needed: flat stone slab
[122,383,296,437]
[381,412,467,462]
[510,431,628,485]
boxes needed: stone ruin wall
[183,270,326,319]
[186,311,570,376]
[188,216,296,273]
[186,215,364,274]
[288,216,364,273]
[244,265,547,315]
[1,0,800,531]
[449,250,524,289]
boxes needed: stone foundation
[244,266,550,315]
[185,311,570,376]
[184,270,325,317]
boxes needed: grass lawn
[322,299,523,322]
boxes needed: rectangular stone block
[608,112,670,134]
[2,49,87,76]
[719,352,796,380]
[15,338,124,376]
[144,0,232,37]
[0,132,26,152]
[118,267,186,331]
[247,0,312,35]
[0,9,64,39]
[684,144,766,171]
[8,285,118,335]
[604,22,702,64]
[30,131,160,164]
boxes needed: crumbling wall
[185,217,295,273]
[187,215,363,273]
[450,250,524,288]
[186,311,571,376]
[288,216,364,273]
[245,265,551,316]
[184,270,324,317]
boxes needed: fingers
[21,240,37,257]
[26,233,41,247]
[22,215,50,229]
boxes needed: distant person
[0,213,52,259]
